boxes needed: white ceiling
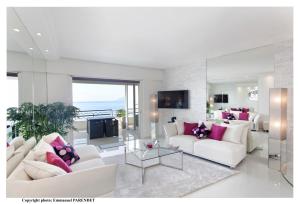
[7,7,292,69]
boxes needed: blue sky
[72,83,125,102]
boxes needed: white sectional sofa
[163,121,249,168]
[213,110,261,131]
[7,136,36,177]
[7,133,117,197]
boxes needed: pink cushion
[239,112,249,121]
[46,151,72,173]
[184,122,198,135]
[222,112,230,119]
[50,136,65,147]
[242,108,249,113]
[208,124,227,141]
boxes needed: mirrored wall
[206,44,293,185]
[7,8,48,141]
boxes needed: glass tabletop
[125,139,181,161]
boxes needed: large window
[6,75,18,140]
[6,76,18,109]
[72,80,139,130]
[72,83,126,111]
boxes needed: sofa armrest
[163,123,178,141]
[7,164,117,197]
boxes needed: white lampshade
[269,88,287,140]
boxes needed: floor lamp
[268,88,292,185]
[150,94,159,139]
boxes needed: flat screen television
[214,94,228,103]
[158,90,189,109]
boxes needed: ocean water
[73,101,125,111]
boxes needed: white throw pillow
[175,120,184,135]
[43,132,67,145]
[221,124,244,144]
[249,112,256,122]
[7,145,15,161]
[23,160,66,180]
[33,140,55,162]
[201,121,213,130]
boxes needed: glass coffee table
[124,139,183,184]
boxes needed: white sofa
[7,136,36,177]
[230,120,261,153]
[7,133,117,197]
[213,110,261,131]
[163,121,248,168]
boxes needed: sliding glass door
[72,78,140,142]
[125,84,139,131]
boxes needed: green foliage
[116,109,126,117]
[7,102,79,141]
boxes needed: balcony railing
[76,108,139,119]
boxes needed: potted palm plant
[7,102,79,141]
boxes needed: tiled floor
[185,131,293,198]
[74,130,293,197]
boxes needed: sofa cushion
[33,140,55,162]
[184,122,198,135]
[239,112,249,121]
[175,120,184,135]
[46,152,72,173]
[7,145,15,161]
[208,124,227,141]
[43,132,67,145]
[194,139,246,167]
[52,144,80,166]
[74,145,101,162]
[10,136,25,150]
[70,158,105,172]
[23,160,66,180]
[222,112,230,119]
[7,151,35,180]
[220,124,244,144]
[7,151,23,178]
[169,135,198,154]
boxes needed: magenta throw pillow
[46,151,72,173]
[242,108,249,113]
[239,112,249,121]
[208,124,227,141]
[50,136,80,166]
[50,136,65,147]
[222,112,230,119]
[184,122,198,135]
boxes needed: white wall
[208,82,258,111]
[47,73,73,105]
[257,74,274,121]
[159,60,207,128]
[274,40,293,184]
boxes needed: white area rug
[103,153,239,197]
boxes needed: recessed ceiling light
[13,28,20,32]
[44,49,49,53]
[29,47,33,50]
[36,32,42,36]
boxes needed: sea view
[73,100,125,111]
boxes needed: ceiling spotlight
[36,32,42,36]
[44,49,49,53]
[13,28,20,32]
[29,47,33,50]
